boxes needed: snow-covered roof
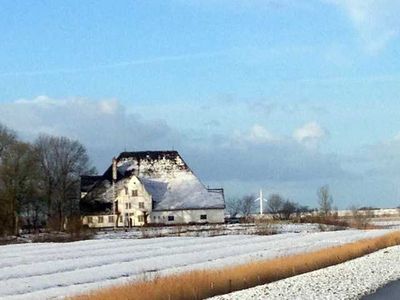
[81,151,225,212]
[140,175,224,211]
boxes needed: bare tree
[350,205,374,229]
[225,197,242,218]
[295,205,312,217]
[0,124,16,158]
[21,195,46,233]
[34,135,59,220]
[267,194,284,219]
[280,200,298,220]
[0,142,38,235]
[240,194,255,217]
[34,134,96,230]
[317,185,333,216]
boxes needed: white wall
[115,176,152,226]
[150,209,225,224]
[82,215,115,228]
[83,208,225,228]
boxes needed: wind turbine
[255,189,268,215]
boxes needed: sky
[1,0,400,208]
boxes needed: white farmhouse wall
[82,215,115,228]
[115,176,153,226]
[83,208,224,228]
[150,209,224,224]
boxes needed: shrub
[350,206,375,229]
[295,215,349,228]
[65,215,87,238]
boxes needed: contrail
[0,50,226,77]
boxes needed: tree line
[226,185,334,220]
[0,124,95,236]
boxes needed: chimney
[112,157,117,182]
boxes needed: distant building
[80,151,225,228]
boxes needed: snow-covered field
[93,223,325,239]
[371,220,400,229]
[0,229,393,299]
[209,244,400,300]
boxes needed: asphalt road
[363,280,400,300]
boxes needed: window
[129,203,132,209]
[200,214,207,220]
[153,216,156,220]
[132,189,138,197]
[87,216,93,223]
[98,216,104,223]
[139,202,145,209]
[138,215,144,222]
[129,213,134,216]
[108,216,114,223]
[168,216,174,221]
[125,203,129,209]
[124,187,128,195]
[120,216,123,222]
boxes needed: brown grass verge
[74,231,400,300]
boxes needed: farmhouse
[80,151,225,228]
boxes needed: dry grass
[74,231,400,300]
[294,214,350,228]
[294,214,380,230]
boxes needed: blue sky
[1,0,400,208]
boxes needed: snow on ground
[0,229,393,299]
[93,223,329,239]
[209,244,400,300]
[371,220,400,229]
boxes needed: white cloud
[293,122,326,146]
[0,96,361,209]
[0,96,181,170]
[248,124,275,143]
[0,98,347,185]
[393,132,400,141]
[235,124,277,145]
[330,0,400,53]
[98,99,119,114]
